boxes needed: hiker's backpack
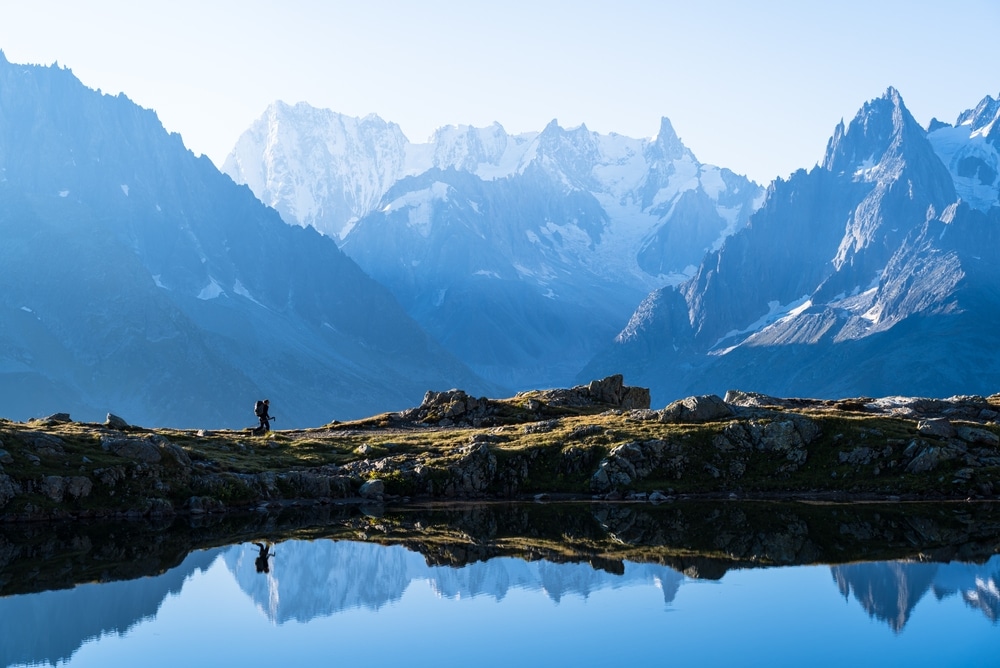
[254,400,265,417]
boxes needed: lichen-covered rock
[442,443,497,496]
[590,439,685,493]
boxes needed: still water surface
[5,535,998,667]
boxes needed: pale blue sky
[0,0,997,184]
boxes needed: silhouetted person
[253,542,274,573]
[254,399,272,433]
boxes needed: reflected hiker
[252,542,274,573]
[254,399,272,433]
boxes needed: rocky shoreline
[2,376,999,522]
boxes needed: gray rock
[42,413,72,423]
[904,442,958,474]
[101,435,162,463]
[723,390,785,408]
[105,413,130,430]
[955,426,1000,446]
[918,418,957,439]
[0,449,12,465]
[590,438,682,492]
[187,496,225,514]
[18,432,67,456]
[359,479,385,499]
[532,375,651,410]
[0,474,21,508]
[66,476,93,499]
[443,443,498,495]
[40,476,66,502]
[147,497,175,516]
[660,394,733,423]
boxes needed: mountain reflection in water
[832,558,1000,632]
[223,540,686,623]
[2,501,999,667]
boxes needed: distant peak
[650,116,689,161]
[821,88,922,174]
[655,116,679,142]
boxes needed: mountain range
[224,103,763,389]
[0,52,493,427]
[2,45,998,426]
[582,87,1000,403]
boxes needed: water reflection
[224,540,686,623]
[1,501,999,667]
[0,548,220,668]
[833,559,1000,632]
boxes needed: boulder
[40,476,66,502]
[0,474,21,507]
[18,432,66,456]
[359,479,385,500]
[590,439,683,493]
[917,418,957,439]
[105,413,130,430]
[66,476,93,499]
[533,375,651,410]
[955,426,1000,447]
[101,435,162,463]
[660,394,733,423]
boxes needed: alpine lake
[2,500,999,668]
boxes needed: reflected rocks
[3,501,1000,600]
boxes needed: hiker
[254,399,272,432]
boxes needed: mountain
[224,104,763,389]
[0,53,495,427]
[583,88,1000,404]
